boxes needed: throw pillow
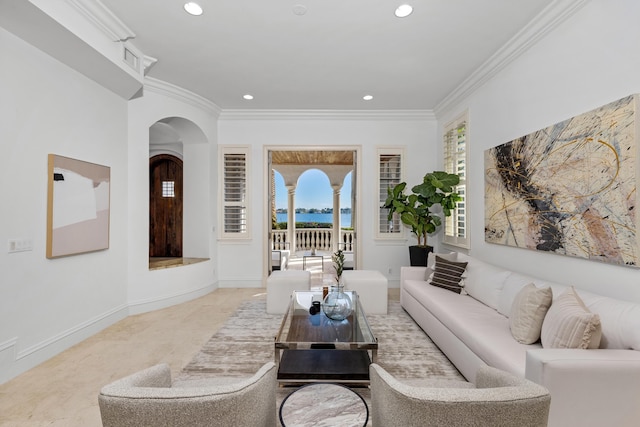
[541,286,602,349]
[509,283,553,344]
[425,252,457,280]
[429,256,468,294]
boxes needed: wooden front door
[149,155,183,257]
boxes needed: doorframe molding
[263,145,362,282]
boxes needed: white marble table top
[279,383,368,427]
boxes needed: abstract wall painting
[46,154,110,258]
[485,94,639,267]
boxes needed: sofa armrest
[400,266,430,286]
[525,349,640,427]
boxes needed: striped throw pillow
[541,286,602,349]
[429,256,468,294]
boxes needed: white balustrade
[271,229,354,252]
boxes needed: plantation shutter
[377,148,404,239]
[219,146,250,239]
[443,115,469,247]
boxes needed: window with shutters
[443,113,469,248]
[376,147,405,239]
[219,146,251,239]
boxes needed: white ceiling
[100,0,558,110]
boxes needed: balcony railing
[272,229,354,252]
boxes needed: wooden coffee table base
[277,349,371,383]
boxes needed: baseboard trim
[1,283,219,385]
[218,279,264,288]
[1,305,128,385]
[127,283,217,315]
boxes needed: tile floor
[0,285,399,426]
[0,288,265,427]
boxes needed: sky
[275,169,352,210]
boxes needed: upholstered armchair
[370,363,550,427]
[99,361,277,427]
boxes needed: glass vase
[322,282,352,321]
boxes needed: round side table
[279,383,369,427]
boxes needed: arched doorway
[149,154,183,257]
[266,148,360,278]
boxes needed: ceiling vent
[123,46,139,72]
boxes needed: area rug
[179,299,463,383]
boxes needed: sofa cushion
[497,273,540,316]
[429,256,468,294]
[575,290,640,350]
[541,286,602,349]
[403,279,538,377]
[509,283,553,344]
[457,253,510,310]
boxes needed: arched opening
[267,148,359,285]
[294,169,333,251]
[148,117,210,269]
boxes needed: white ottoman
[342,270,388,314]
[266,270,311,314]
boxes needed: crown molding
[65,0,135,42]
[434,0,591,117]
[144,77,222,117]
[218,109,436,121]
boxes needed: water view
[276,213,352,228]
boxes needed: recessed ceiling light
[395,4,413,18]
[243,94,254,100]
[184,2,203,16]
[292,4,308,16]
[363,95,374,101]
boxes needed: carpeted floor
[178,299,464,425]
[179,299,463,382]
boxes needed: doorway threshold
[149,257,209,270]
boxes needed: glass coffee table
[274,290,377,384]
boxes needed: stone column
[287,185,296,253]
[332,185,341,252]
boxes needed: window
[162,181,175,198]
[443,114,469,248]
[376,147,404,239]
[219,146,251,239]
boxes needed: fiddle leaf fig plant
[383,171,461,247]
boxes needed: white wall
[126,82,219,313]
[438,0,640,303]
[0,28,221,384]
[0,27,129,383]
[217,114,437,287]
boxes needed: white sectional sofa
[401,252,640,427]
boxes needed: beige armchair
[370,363,550,427]
[99,362,277,427]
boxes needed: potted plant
[332,249,345,285]
[383,171,461,266]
